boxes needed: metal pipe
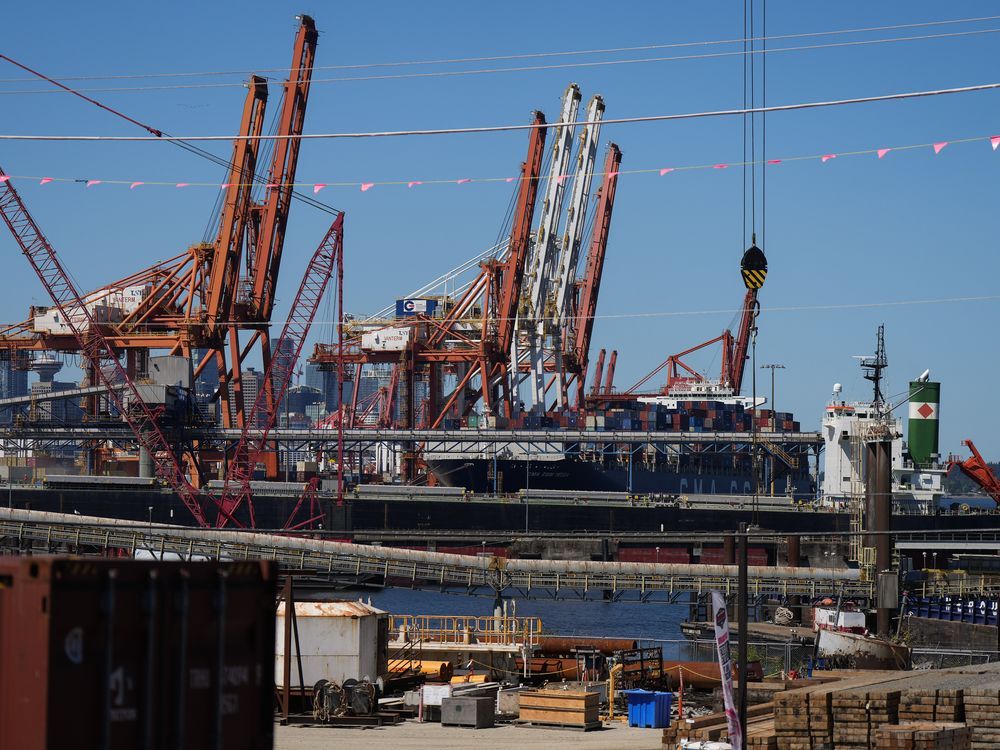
[534,636,637,655]
[0,506,862,582]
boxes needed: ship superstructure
[821,329,946,514]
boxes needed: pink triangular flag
[659,168,674,176]
[607,171,619,177]
[505,176,516,183]
[933,141,948,155]
[360,182,375,192]
[877,148,891,159]
[713,164,728,170]
[313,183,327,194]
[220,182,233,189]
[39,177,53,185]
[175,183,189,188]
[821,154,836,163]
[556,174,569,185]
[86,180,101,188]
[266,182,278,188]
[766,159,782,165]
[456,178,471,184]
[407,181,423,188]
[0,175,9,183]
[130,182,144,189]
[991,135,1000,151]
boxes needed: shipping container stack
[456,400,800,435]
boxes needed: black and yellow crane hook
[740,239,767,290]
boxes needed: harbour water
[340,587,696,656]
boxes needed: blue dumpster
[624,689,672,728]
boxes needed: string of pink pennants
[3,133,998,193]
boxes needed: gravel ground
[275,720,665,749]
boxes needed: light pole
[524,448,530,534]
[760,364,785,431]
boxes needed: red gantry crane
[0,16,346,528]
[311,97,624,437]
[0,16,318,483]
[0,165,345,528]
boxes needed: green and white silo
[908,379,940,466]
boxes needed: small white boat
[816,628,911,669]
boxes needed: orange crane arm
[948,439,1000,507]
[572,144,621,390]
[494,111,547,355]
[250,15,318,321]
[206,76,269,329]
[728,288,758,394]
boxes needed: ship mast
[860,324,888,411]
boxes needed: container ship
[424,382,812,498]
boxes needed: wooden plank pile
[662,702,774,746]
[963,682,1000,750]
[873,721,970,749]
[518,689,601,731]
[774,689,834,750]
[830,686,901,750]
[898,688,964,723]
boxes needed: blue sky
[1,1,998,457]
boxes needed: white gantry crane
[513,84,607,413]
[513,84,581,413]
[550,94,604,407]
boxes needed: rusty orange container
[0,556,276,750]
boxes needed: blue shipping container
[395,298,438,317]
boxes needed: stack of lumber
[830,686,901,750]
[873,721,970,749]
[898,688,964,723]
[518,689,601,730]
[774,671,901,750]
[663,703,774,746]
[775,689,834,750]
[963,681,1000,750]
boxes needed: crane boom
[572,144,621,403]
[948,439,1000,507]
[217,214,344,526]
[553,95,604,330]
[250,14,318,321]
[494,111,547,412]
[0,169,213,527]
[729,288,758,393]
[206,76,269,331]
[519,85,580,411]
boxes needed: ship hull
[425,456,814,498]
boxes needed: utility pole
[737,521,749,749]
[760,363,785,431]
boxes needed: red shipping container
[617,547,690,564]
[0,557,276,750]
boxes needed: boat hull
[426,456,815,498]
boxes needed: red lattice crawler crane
[948,440,1000,507]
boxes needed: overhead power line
[2,14,998,85]
[2,81,998,142]
[243,293,1000,328]
[3,27,1000,94]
